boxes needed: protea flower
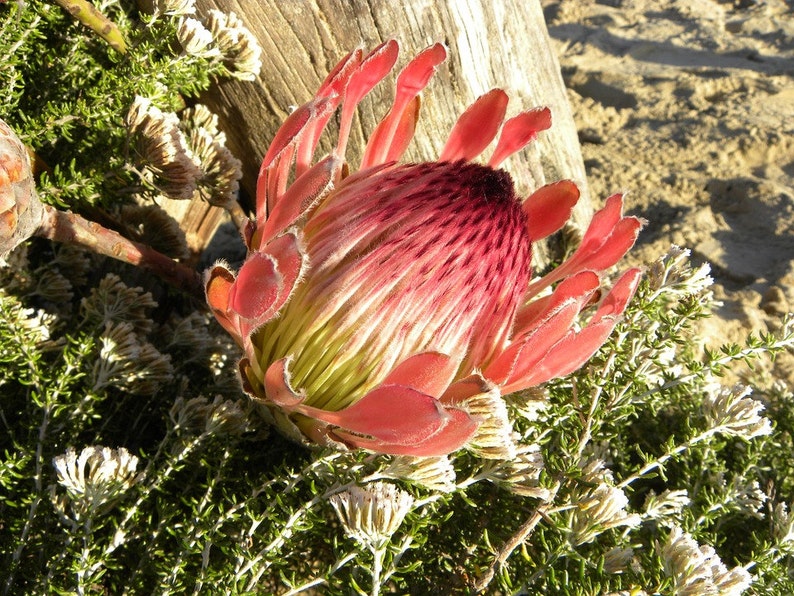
[206,41,642,457]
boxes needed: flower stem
[35,205,204,301]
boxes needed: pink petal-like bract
[205,41,643,456]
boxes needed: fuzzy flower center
[253,160,531,411]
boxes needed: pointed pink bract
[504,268,642,391]
[524,180,581,241]
[256,156,338,248]
[334,407,478,456]
[489,107,552,168]
[380,352,459,398]
[440,89,509,162]
[361,43,446,168]
[335,40,400,161]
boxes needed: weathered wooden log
[191,0,592,263]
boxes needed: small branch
[52,0,127,53]
[472,481,561,593]
[224,200,251,238]
[36,205,204,301]
[617,428,718,490]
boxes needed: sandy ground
[541,0,794,384]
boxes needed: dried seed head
[646,245,713,295]
[180,105,242,206]
[205,10,262,80]
[483,443,549,499]
[570,484,641,546]
[80,273,158,335]
[176,17,218,57]
[53,446,141,518]
[126,96,202,200]
[330,482,415,548]
[771,502,794,547]
[643,489,690,526]
[92,321,174,395]
[381,455,456,493]
[603,546,636,574]
[463,387,517,460]
[726,477,767,519]
[32,268,72,304]
[169,395,251,436]
[662,526,753,596]
[703,384,772,440]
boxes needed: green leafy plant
[1,2,793,595]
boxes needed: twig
[36,204,204,301]
[51,0,127,53]
[471,480,561,594]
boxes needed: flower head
[126,96,202,200]
[52,446,141,519]
[662,526,753,596]
[206,41,642,456]
[703,383,772,440]
[0,118,45,258]
[570,483,641,546]
[330,482,414,548]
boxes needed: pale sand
[543,0,794,383]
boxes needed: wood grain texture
[193,0,593,257]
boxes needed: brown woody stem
[36,204,204,300]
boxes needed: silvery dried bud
[571,484,641,546]
[92,321,174,395]
[580,456,613,484]
[643,489,690,525]
[662,526,752,596]
[484,443,549,499]
[169,395,250,436]
[53,446,141,518]
[771,502,794,547]
[0,119,45,258]
[382,455,456,493]
[170,395,212,432]
[180,105,241,206]
[126,96,202,200]
[177,17,218,57]
[80,273,158,335]
[462,379,517,459]
[205,10,262,80]
[204,395,250,435]
[603,546,635,574]
[647,245,713,295]
[330,482,414,548]
[703,384,772,440]
[728,478,767,519]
